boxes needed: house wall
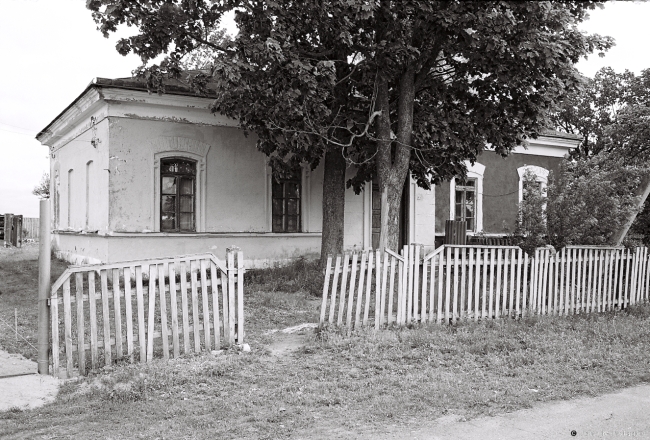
[50,117,110,233]
[435,151,565,235]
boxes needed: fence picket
[380,252,390,326]
[488,249,495,319]
[135,266,146,361]
[123,267,134,362]
[180,261,191,354]
[388,256,397,325]
[101,270,111,366]
[460,248,467,320]
[375,250,382,329]
[521,252,529,317]
[338,254,350,327]
[169,263,180,358]
[227,251,236,346]
[452,247,460,324]
[190,260,201,351]
[495,248,502,318]
[51,285,60,376]
[445,247,452,324]
[62,278,73,376]
[363,251,373,326]
[413,246,421,322]
[467,248,474,320]
[210,262,220,349]
[355,252,366,328]
[75,273,85,375]
[438,251,444,324]
[346,253,358,328]
[200,260,211,350]
[421,257,429,324]
[237,252,245,344]
[509,248,516,318]
[112,268,123,359]
[159,263,169,360]
[88,271,98,369]
[319,255,332,328]
[147,265,156,363]
[481,249,488,319]
[329,255,341,325]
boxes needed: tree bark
[376,67,415,252]
[320,148,347,265]
[612,174,650,245]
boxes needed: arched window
[517,165,549,202]
[450,162,485,233]
[160,158,196,232]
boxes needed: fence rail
[50,250,244,378]
[320,244,650,329]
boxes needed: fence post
[37,200,51,375]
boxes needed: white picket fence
[320,244,650,328]
[50,250,244,378]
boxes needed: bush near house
[512,152,648,251]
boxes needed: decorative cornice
[37,85,238,148]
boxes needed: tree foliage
[87,0,613,253]
[510,170,547,255]
[546,152,646,247]
[32,172,50,199]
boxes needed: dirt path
[0,349,59,412]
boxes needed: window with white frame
[517,165,549,203]
[449,162,485,233]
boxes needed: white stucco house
[36,77,580,267]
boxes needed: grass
[2,250,650,439]
[0,247,68,361]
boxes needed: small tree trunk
[320,149,347,265]
[612,174,650,245]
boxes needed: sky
[0,1,649,218]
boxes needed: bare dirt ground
[0,349,59,412]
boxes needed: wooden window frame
[454,178,477,232]
[271,173,302,233]
[160,158,197,232]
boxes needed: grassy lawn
[1,250,650,439]
[0,244,68,361]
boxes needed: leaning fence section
[50,250,244,379]
[319,244,650,329]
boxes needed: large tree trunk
[320,148,347,265]
[376,68,415,252]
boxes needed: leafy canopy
[87,1,613,186]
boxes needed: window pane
[465,180,475,187]
[180,178,194,195]
[455,202,462,219]
[285,182,300,198]
[272,198,284,216]
[466,205,474,219]
[161,214,175,230]
[178,161,195,175]
[180,195,193,213]
[287,199,299,215]
[162,177,176,194]
[467,217,474,231]
[287,216,298,232]
[466,191,474,203]
[272,181,283,198]
[179,213,194,231]
[162,195,176,213]
[272,216,283,232]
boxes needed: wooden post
[37,200,51,375]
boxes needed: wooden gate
[50,250,244,378]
